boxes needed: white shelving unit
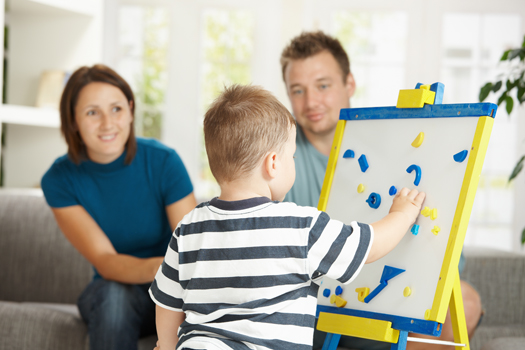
[1,0,103,187]
[9,0,97,16]
[0,104,60,127]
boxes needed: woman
[41,64,196,350]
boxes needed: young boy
[149,85,425,350]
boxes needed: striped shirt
[149,197,373,350]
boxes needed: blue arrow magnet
[364,265,406,303]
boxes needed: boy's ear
[263,151,278,179]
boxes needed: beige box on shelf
[35,70,69,110]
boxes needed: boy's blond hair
[204,85,296,184]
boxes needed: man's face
[284,50,355,138]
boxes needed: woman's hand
[50,192,196,284]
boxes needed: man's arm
[156,305,185,350]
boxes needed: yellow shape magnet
[421,206,431,217]
[411,132,424,148]
[355,287,370,303]
[357,184,365,193]
[432,226,441,235]
[335,295,347,308]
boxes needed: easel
[316,271,467,349]
[315,83,496,350]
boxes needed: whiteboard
[317,103,495,321]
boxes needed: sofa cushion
[463,248,525,326]
[0,301,157,350]
[472,325,525,350]
[481,336,525,350]
[0,189,92,303]
[0,301,88,350]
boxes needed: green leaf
[493,80,502,93]
[518,87,525,102]
[509,155,525,183]
[497,91,508,106]
[519,73,525,88]
[507,79,514,91]
[501,49,511,61]
[479,82,492,102]
[506,95,514,114]
[508,49,522,60]
[522,227,525,245]
[522,34,525,48]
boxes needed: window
[441,13,522,250]
[333,11,408,107]
[197,9,255,199]
[116,5,169,140]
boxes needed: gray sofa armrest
[481,336,525,350]
[0,189,92,303]
[462,247,525,326]
[0,301,88,349]
[462,247,525,350]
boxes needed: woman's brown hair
[60,64,137,164]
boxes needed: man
[281,31,355,207]
[280,31,482,350]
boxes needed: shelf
[0,104,60,128]
[8,0,96,16]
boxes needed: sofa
[0,189,524,350]
[462,247,525,350]
[0,189,156,350]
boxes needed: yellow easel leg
[449,272,470,350]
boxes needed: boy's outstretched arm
[366,188,425,263]
[155,305,185,350]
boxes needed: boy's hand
[389,188,426,225]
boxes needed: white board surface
[317,115,479,321]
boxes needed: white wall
[3,125,64,187]
[0,0,4,101]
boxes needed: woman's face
[74,82,133,164]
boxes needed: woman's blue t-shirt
[41,138,194,279]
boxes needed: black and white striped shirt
[150,197,373,350]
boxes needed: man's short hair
[204,85,296,184]
[280,31,350,82]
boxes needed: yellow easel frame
[317,116,494,350]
